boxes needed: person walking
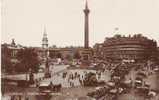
[49,81,54,91]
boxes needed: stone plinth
[81,48,93,67]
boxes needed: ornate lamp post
[44,49,51,78]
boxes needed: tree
[52,45,57,48]
[16,48,40,73]
[1,45,13,73]
[57,52,62,58]
[65,54,73,61]
[73,51,81,59]
[49,52,56,58]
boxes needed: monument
[81,0,93,67]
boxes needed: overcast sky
[1,0,159,47]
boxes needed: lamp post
[45,49,51,78]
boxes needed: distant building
[94,34,158,63]
[49,47,83,60]
[1,39,24,72]
[1,39,24,60]
[34,26,84,61]
[93,43,104,59]
[157,47,159,63]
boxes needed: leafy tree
[16,48,40,73]
[57,52,62,58]
[52,45,57,48]
[49,52,62,59]
[65,54,73,61]
[49,52,56,58]
[1,45,13,73]
[73,51,81,59]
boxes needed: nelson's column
[84,0,89,48]
[81,0,93,67]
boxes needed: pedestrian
[71,74,73,80]
[36,79,39,87]
[18,95,21,100]
[78,74,80,78]
[49,81,53,90]
[68,77,70,83]
[79,78,83,86]
[75,72,77,78]
[25,97,29,100]
[70,81,72,87]
[72,82,74,87]
[11,95,15,100]
[82,75,83,80]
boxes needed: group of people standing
[60,70,106,87]
[62,71,86,87]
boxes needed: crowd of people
[54,70,96,87]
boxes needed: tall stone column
[81,0,92,67]
[84,0,90,49]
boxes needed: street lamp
[44,49,51,78]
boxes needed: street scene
[1,0,159,100]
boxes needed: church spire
[42,26,48,48]
[44,25,47,35]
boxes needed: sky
[1,0,159,47]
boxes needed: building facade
[94,34,158,63]
[1,39,24,60]
[93,43,104,59]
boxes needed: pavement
[2,64,111,100]
[40,65,111,88]
[1,73,45,81]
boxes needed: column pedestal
[81,48,92,68]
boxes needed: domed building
[94,34,158,63]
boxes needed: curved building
[100,34,157,63]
